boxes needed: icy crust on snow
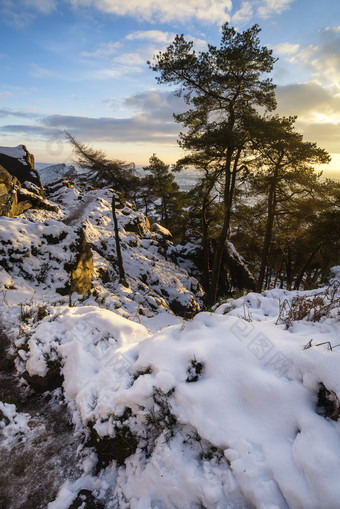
[25,283,340,509]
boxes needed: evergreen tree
[149,23,277,304]
[247,115,330,291]
[142,154,186,238]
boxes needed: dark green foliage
[42,231,68,245]
[145,387,177,441]
[186,359,204,383]
[137,154,187,241]
[87,425,138,469]
[150,23,277,304]
[22,358,63,393]
[316,383,340,421]
[86,409,138,469]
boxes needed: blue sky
[1,0,340,176]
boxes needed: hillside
[1,149,340,509]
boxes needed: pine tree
[149,23,277,304]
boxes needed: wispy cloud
[126,30,176,44]
[271,42,300,56]
[1,0,56,26]
[0,108,41,119]
[257,0,294,19]
[0,90,183,146]
[232,2,253,25]
[290,26,340,83]
[81,41,122,58]
[68,0,232,24]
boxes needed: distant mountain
[36,163,78,185]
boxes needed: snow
[1,166,340,508]
[38,163,78,186]
[0,402,31,449]
[22,280,340,508]
[0,144,28,164]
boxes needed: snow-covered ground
[1,173,340,508]
[18,270,339,509]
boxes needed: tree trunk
[293,245,320,290]
[285,245,292,290]
[257,160,283,292]
[208,146,238,306]
[202,198,211,297]
[112,194,128,286]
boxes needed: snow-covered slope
[0,180,203,334]
[20,272,340,509]
[37,163,78,186]
[1,172,340,508]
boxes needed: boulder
[70,228,94,295]
[0,166,20,217]
[0,146,58,217]
[151,223,172,240]
[0,145,43,194]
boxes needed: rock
[0,147,59,217]
[70,228,94,295]
[151,222,172,240]
[55,228,94,296]
[222,241,256,292]
[169,295,201,318]
[124,217,145,236]
[0,145,43,194]
[0,166,20,217]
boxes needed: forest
[67,23,340,308]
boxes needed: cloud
[1,125,61,137]
[232,2,253,25]
[43,113,178,144]
[276,82,340,153]
[23,0,56,14]
[113,53,146,66]
[257,0,294,19]
[271,42,300,56]
[276,82,340,119]
[126,30,207,50]
[68,0,232,24]
[290,27,340,83]
[81,42,122,58]
[1,0,56,26]
[0,91,184,146]
[126,31,176,44]
[296,120,340,154]
[0,108,41,119]
[124,90,186,120]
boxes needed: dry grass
[276,281,340,329]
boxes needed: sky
[0,0,340,177]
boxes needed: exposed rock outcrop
[0,166,20,217]
[0,145,42,192]
[0,146,58,217]
[69,228,94,295]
